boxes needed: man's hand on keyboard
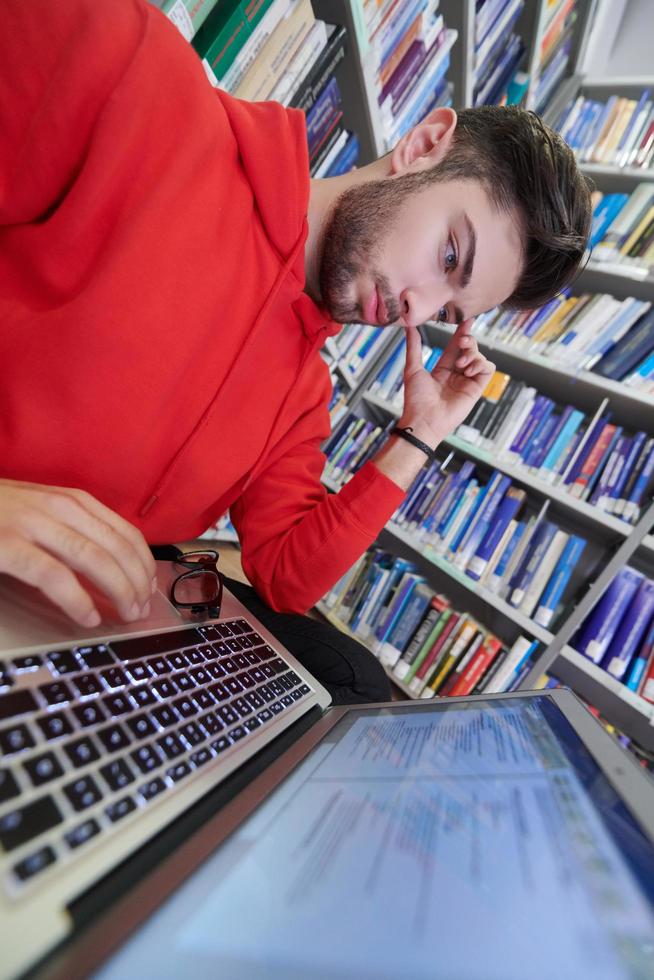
[0,479,157,628]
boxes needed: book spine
[400,607,452,684]
[629,616,654,695]
[533,535,586,628]
[509,521,558,608]
[624,441,654,522]
[421,620,478,697]
[575,568,643,664]
[600,579,654,680]
[447,637,503,697]
[407,612,460,694]
[483,636,534,693]
[518,530,569,619]
[466,487,525,580]
[486,521,526,593]
[392,600,447,680]
[379,584,431,667]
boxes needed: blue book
[596,308,654,380]
[374,572,420,645]
[379,582,432,666]
[428,461,476,535]
[520,401,556,465]
[625,615,654,692]
[582,425,622,501]
[609,431,647,513]
[326,132,360,177]
[600,578,654,681]
[617,89,651,159]
[466,487,525,581]
[563,415,611,487]
[589,192,629,249]
[588,428,624,506]
[534,535,586,628]
[529,406,573,471]
[364,557,414,637]
[504,640,540,691]
[436,478,478,541]
[487,520,526,589]
[508,520,558,607]
[541,409,584,474]
[598,436,630,511]
[350,564,386,632]
[630,350,654,381]
[448,476,492,556]
[455,473,512,568]
[624,440,654,522]
[575,567,644,664]
[306,76,342,147]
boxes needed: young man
[0,0,592,701]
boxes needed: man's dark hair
[423,105,594,310]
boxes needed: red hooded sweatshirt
[0,0,405,613]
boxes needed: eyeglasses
[170,550,224,619]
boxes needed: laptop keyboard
[0,620,313,895]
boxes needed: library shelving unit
[312,0,654,754]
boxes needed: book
[447,636,503,697]
[421,619,479,697]
[629,616,654,697]
[392,595,450,681]
[373,571,421,649]
[483,635,537,693]
[407,611,461,695]
[438,631,486,697]
[400,606,454,685]
[162,0,221,40]
[600,578,654,681]
[379,581,432,668]
[290,23,347,112]
[486,519,527,593]
[533,535,586,628]
[508,520,559,608]
[575,567,644,664]
[595,308,654,381]
[220,0,293,91]
[466,487,525,580]
[518,529,569,619]
[233,0,315,102]
[453,473,512,570]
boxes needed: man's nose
[399,286,444,328]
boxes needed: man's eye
[444,237,458,272]
[438,307,448,322]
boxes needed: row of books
[364,332,654,526]
[392,458,588,628]
[473,0,526,107]
[322,549,541,699]
[574,566,654,705]
[322,410,388,485]
[360,0,456,148]
[556,88,654,170]
[529,0,578,115]
[471,290,654,390]
[590,183,654,275]
[188,0,359,177]
[456,378,654,526]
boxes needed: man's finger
[403,325,424,374]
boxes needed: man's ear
[390,107,457,175]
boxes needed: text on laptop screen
[94,696,654,980]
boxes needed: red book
[438,632,485,697]
[448,637,503,697]
[570,423,616,499]
[639,644,654,704]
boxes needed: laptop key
[39,681,74,706]
[281,695,294,708]
[231,697,252,718]
[0,795,63,851]
[209,682,229,702]
[65,818,101,850]
[64,736,100,768]
[217,705,238,727]
[244,691,264,709]
[139,777,166,802]
[96,724,131,753]
[37,712,73,741]
[224,678,244,697]
[157,732,185,760]
[175,673,195,693]
[152,678,178,700]
[249,667,266,683]
[131,743,163,774]
[257,684,275,704]
[63,775,103,812]
[199,712,223,736]
[211,736,231,754]
[298,684,311,696]
[290,689,303,702]
[236,672,255,689]
[189,747,212,768]
[269,680,284,697]
[146,657,170,676]
[257,709,273,723]
[260,662,276,679]
[244,651,262,666]
[127,713,157,740]
[173,697,197,719]
[244,717,260,733]
[166,761,191,782]
[46,651,80,676]
[228,726,246,742]
[151,705,180,729]
[126,661,151,683]
[130,685,157,708]
[219,657,237,674]
[167,653,188,671]
[189,666,210,686]
[103,693,134,716]
[0,723,36,755]
[106,796,136,823]
[101,667,128,689]
[23,751,64,787]
[277,674,295,692]
[72,673,104,698]
[270,701,283,715]
[192,690,215,711]
[179,722,204,747]
[257,645,276,661]
[100,758,135,792]
[12,655,43,671]
[226,639,242,654]
[72,702,107,728]
[77,646,114,669]
[0,768,21,803]
[183,649,203,666]
[13,844,57,882]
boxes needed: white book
[556,397,609,487]
[433,483,479,554]
[625,103,654,166]
[483,636,533,693]
[582,300,650,371]
[594,184,654,263]
[496,511,541,600]
[479,519,518,585]
[313,129,349,178]
[356,568,392,640]
[221,0,293,92]
[273,20,328,105]
[498,392,537,461]
[518,529,569,619]
[491,387,534,454]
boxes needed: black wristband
[390,426,436,461]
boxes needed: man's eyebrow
[460,212,476,289]
[453,213,476,324]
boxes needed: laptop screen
[93,696,654,980]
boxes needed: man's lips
[363,286,389,325]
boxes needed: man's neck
[304,155,391,307]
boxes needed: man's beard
[318,172,425,324]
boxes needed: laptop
[1,564,653,980]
